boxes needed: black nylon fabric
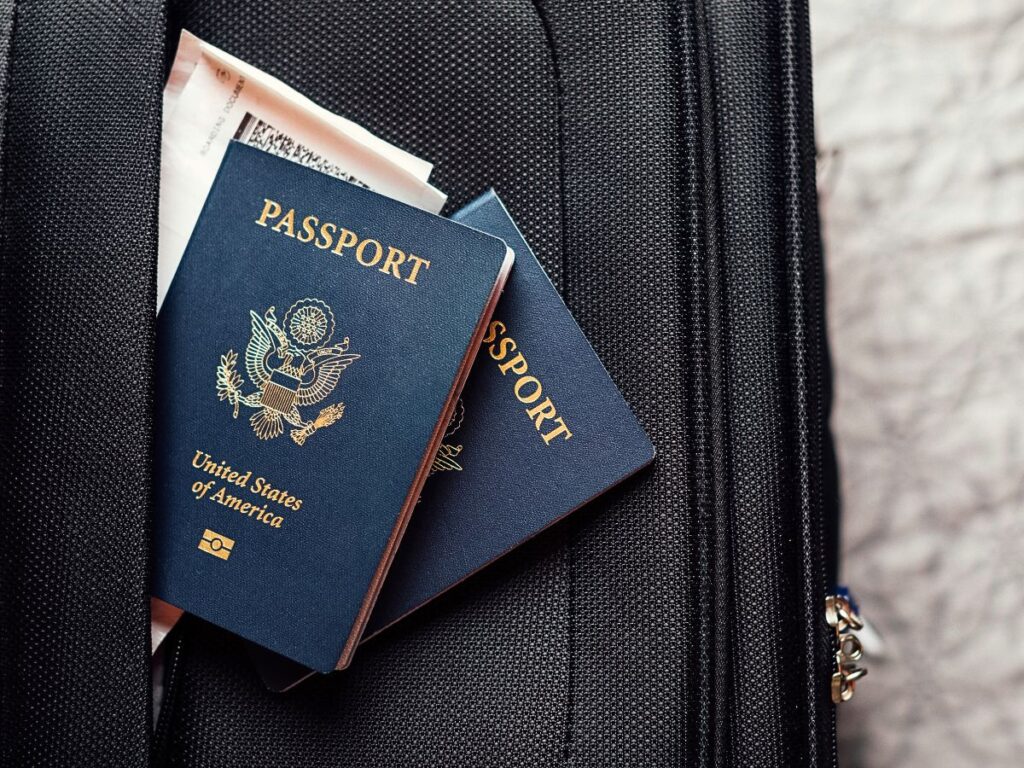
[0,0,836,766]
[0,1,164,765]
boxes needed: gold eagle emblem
[216,298,360,445]
[430,398,465,474]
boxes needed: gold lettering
[272,208,296,237]
[298,215,318,243]
[525,397,558,429]
[405,254,430,285]
[498,352,529,377]
[484,326,573,446]
[210,487,245,511]
[255,198,281,227]
[316,222,336,250]
[332,228,359,256]
[513,375,543,404]
[192,480,215,500]
[541,418,573,444]
[356,238,383,267]
[490,337,517,362]
[380,246,406,278]
[190,453,296,527]
[483,320,506,345]
[254,200,434,285]
[250,477,302,511]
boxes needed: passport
[152,143,513,673]
[252,191,654,690]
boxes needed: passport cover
[152,143,512,673]
[252,190,654,690]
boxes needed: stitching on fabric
[526,2,574,763]
[687,0,737,763]
[0,0,17,233]
[0,1,17,756]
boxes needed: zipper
[825,589,868,704]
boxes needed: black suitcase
[0,1,840,765]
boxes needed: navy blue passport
[251,190,654,690]
[152,143,513,673]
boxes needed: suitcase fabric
[0,1,838,765]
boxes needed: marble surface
[810,1,1024,765]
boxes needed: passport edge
[362,439,655,643]
[332,244,516,670]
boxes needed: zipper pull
[826,590,868,703]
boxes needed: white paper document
[158,30,446,311]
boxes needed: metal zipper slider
[826,592,868,703]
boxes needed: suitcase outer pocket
[0,0,838,766]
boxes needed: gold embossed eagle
[216,298,360,445]
[430,398,465,474]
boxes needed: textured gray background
[811,1,1024,765]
